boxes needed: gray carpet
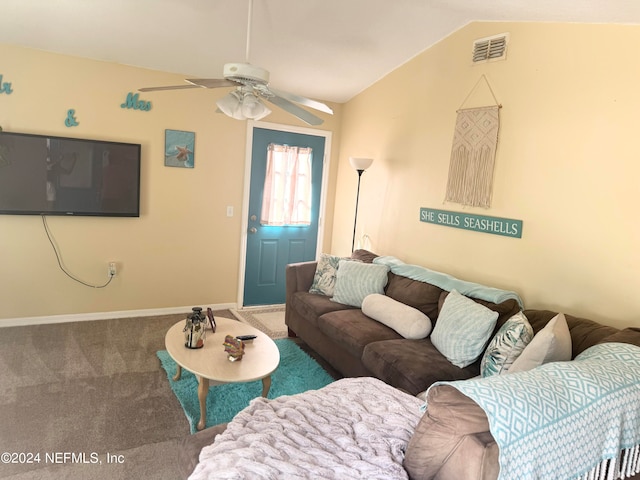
[0,311,234,480]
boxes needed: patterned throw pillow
[430,290,499,368]
[480,311,534,377]
[508,313,572,373]
[331,260,389,308]
[309,254,343,296]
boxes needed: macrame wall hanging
[445,75,501,208]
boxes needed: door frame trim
[236,120,332,308]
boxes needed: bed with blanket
[189,377,423,479]
[188,343,640,480]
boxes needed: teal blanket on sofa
[432,343,640,480]
[373,255,523,308]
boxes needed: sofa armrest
[286,261,318,297]
[178,423,228,478]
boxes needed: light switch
[226,206,234,217]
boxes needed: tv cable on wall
[42,215,114,289]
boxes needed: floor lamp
[349,157,374,252]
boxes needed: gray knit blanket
[189,377,423,479]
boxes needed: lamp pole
[352,169,365,253]
[349,157,373,253]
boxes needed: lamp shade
[216,90,271,121]
[216,91,245,120]
[349,157,374,171]
[241,93,271,120]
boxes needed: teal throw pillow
[480,311,534,377]
[431,290,499,368]
[331,260,389,308]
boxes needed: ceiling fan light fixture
[215,91,245,119]
[241,92,271,120]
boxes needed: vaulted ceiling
[2,0,639,103]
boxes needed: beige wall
[0,44,341,321]
[333,22,640,329]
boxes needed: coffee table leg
[172,364,182,381]
[261,375,271,397]
[197,376,209,431]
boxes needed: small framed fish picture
[165,129,195,168]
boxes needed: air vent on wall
[472,33,508,63]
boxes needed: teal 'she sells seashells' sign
[420,208,523,238]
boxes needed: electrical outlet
[108,262,117,277]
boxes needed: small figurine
[223,335,245,361]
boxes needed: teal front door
[243,127,326,306]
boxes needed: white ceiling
[2,0,640,104]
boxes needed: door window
[260,143,312,226]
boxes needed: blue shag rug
[157,338,335,433]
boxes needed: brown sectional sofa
[286,249,525,394]
[180,249,640,479]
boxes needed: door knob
[250,214,257,221]
[249,227,257,234]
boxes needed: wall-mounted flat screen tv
[0,131,141,217]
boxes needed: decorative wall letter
[65,109,80,127]
[120,92,152,111]
[0,74,13,94]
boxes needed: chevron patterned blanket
[435,343,640,480]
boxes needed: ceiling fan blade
[186,78,239,88]
[265,94,324,126]
[269,88,333,115]
[138,84,206,92]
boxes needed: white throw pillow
[480,311,534,377]
[362,293,432,339]
[430,290,499,368]
[508,313,572,373]
[331,260,389,307]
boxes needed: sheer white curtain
[260,144,312,226]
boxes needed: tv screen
[0,131,141,217]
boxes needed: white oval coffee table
[165,316,280,431]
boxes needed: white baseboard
[0,302,238,328]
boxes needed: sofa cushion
[362,339,480,395]
[290,291,354,329]
[524,309,620,358]
[385,272,444,320]
[331,260,389,307]
[179,423,228,478]
[597,327,640,348]
[362,293,432,340]
[350,248,378,263]
[431,290,499,368]
[509,313,572,373]
[308,253,344,296]
[317,309,402,359]
[480,311,533,377]
[404,385,490,480]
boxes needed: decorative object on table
[349,157,374,252]
[206,307,216,332]
[445,74,501,208]
[64,109,79,127]
[165,129,195,168]
[0,74,13,94]
[184,307,206,349]
[223,335,245,361]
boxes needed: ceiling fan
[138,0,333,126]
